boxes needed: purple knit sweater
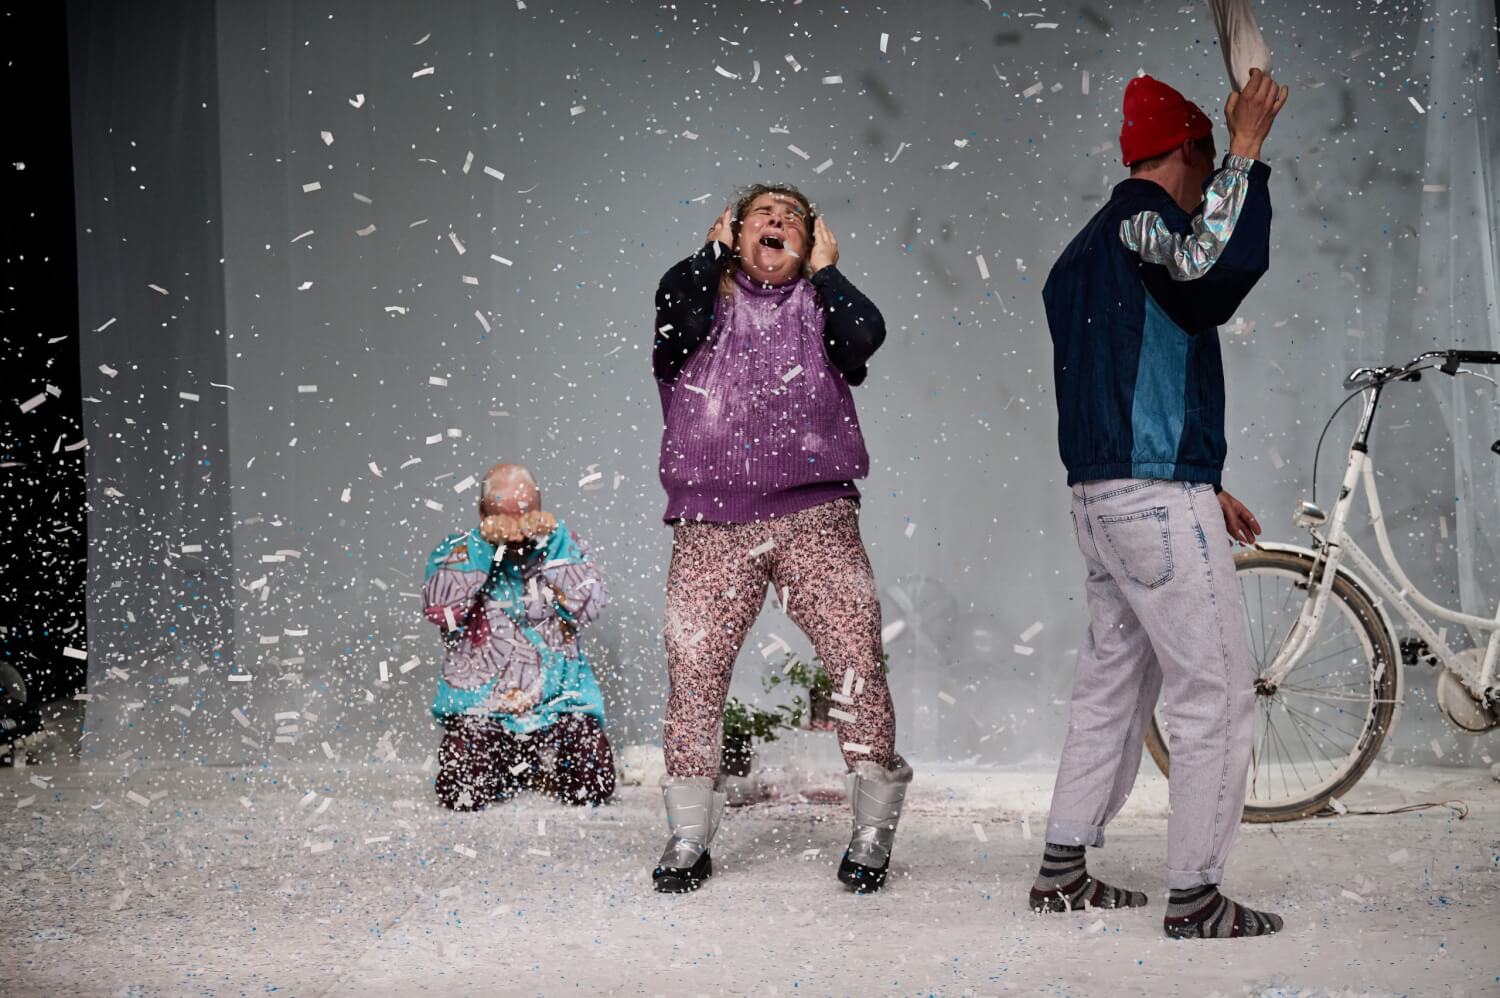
[657,270,870,523]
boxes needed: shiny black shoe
[837,850,889,894]
[653,849,713,893]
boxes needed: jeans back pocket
[1096,506,1174,589]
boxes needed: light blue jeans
[1044,479,1255,890]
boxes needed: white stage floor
[2,757,1495,997]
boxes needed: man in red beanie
[1035,69,1290,939]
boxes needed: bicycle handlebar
[1343,349,1500,390]
[1441,350,1500,372]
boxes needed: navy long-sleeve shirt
[1042,154,1272,486]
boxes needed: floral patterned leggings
[662,498,898,779]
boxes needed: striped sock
[1164,885,1283,939]
[1029,842,1148,912]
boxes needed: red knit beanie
[1119,75,1214,167]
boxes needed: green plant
[722,696,800,743]
[766,653,834,699]
[723,652,893,748]
[765,651,888,697]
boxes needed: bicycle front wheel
[1144,548,1398,822]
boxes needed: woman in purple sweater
[649,184,911,895]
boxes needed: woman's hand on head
[808,216,839,274]
[706,206,734,248]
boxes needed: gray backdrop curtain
[69,0,1499,769]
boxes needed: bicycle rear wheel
[1144,548,1398,822]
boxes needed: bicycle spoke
[1278,670,1373,692]
[1282,701,1331,784]
[1277,697,1367,745]
[1251,699,1274,798]
[1242,590,1266,670]
[1279,671,1376,694]
[1265,708,1313,795]
[1274,697,1354,776]
[1278,687,1384,705]
[1256,574,1268,666]
[1293,641,1362,671]
[1270,705,1306,802]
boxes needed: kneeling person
[423,463,615,809]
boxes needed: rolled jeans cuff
[1166,866,1225,891]
[1045,819,1105,849]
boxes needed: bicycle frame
[1263,382,1500,700]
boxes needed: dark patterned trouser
[662,498,898,779]
[435,712,616,810]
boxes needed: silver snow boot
[838,757,913,893]
[652,776,726,894]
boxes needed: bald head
[479,463,541,517]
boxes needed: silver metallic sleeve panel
[1118,155,1258,281]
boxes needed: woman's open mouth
[758,235,784,250]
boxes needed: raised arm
[808,216,885,385]
[1118,154,1271,330]
[1118,70,1287,331]
[653,208,734,383]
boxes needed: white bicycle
[1146,349,1500,821]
